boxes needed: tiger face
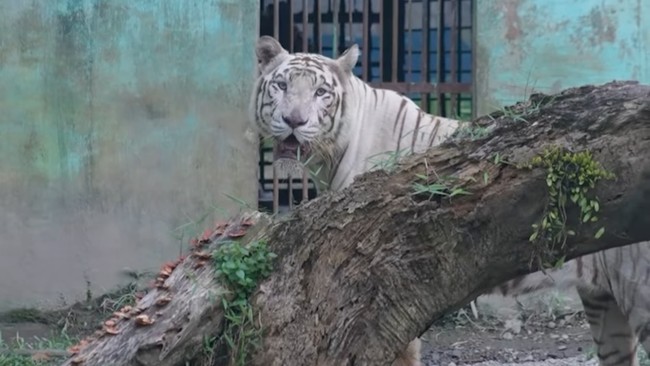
[251,36,360,164]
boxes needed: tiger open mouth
[274,134,310,161]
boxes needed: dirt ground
[0,286,644,366]
[419,290,649,366]
[421,308,596,366]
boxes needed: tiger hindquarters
[392,285,644,366]
[577,287,644,366]
[391,338,422,366]
[483,244,650,366]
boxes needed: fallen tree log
[62,81,650,366]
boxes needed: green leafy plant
[213,239,277,366]
[367,148,411,172]
[453,120,490,141]
[0,330,76,366]
[299,154,329,190]
[639,348,650,366]
[491,152,516,166]
[525,147,615,264]
[411,161,472,201]
[412,179,472,200]
[488,94,557,124]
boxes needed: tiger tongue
[274,135,308,161]
[274,143,298,160]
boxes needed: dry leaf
[241,218,255,227]
[159,271,171,279]
[120,305,133,313]
[71,356,86,365]
[155,282,170,291]
[104,319,116,327]
[193,251,212,260]
[155,295,172,307]
[159,267,172,278]
[113,311,130,319]
[214,220,229,230]
[228,227,247,238]
[135,314,155,326]
[68,339,89,354]
[161,261,177,271]
[156,282,169,290]
[199,228,213,243]
[104,325,120,335]
[31,352,50,362]
[194,260,207,269]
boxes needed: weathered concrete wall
[0,1,259,311]
[475,0,650,115]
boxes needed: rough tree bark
[62,81,650,366]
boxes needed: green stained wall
[475,0,650,115]
[0,0,259,310]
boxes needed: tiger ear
[256,36,288,71]
[336,44,360,73]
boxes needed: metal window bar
[258,0,474,214]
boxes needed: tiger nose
[282,115,307,129]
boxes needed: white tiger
[250,36,459,195]
[249,35,650,366]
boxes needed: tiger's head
[250,36,360,167]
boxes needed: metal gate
[257,0,474,214]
